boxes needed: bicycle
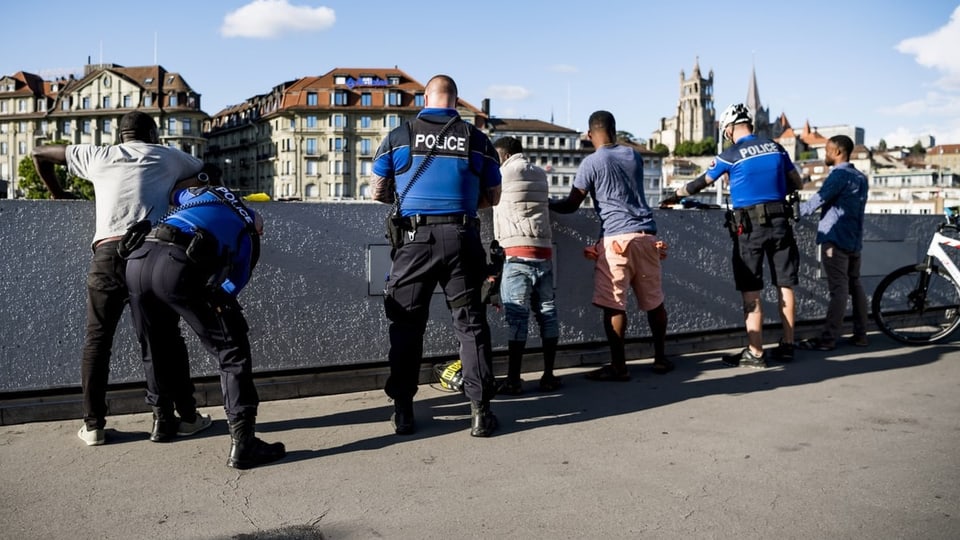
[872,208,960,344]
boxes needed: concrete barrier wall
[0,200,937,393]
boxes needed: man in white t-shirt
[32,111,207,446]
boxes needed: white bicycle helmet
[718,103,752,132]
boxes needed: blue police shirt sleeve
[706,156,731,180]
[372,136,396,178]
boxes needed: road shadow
[256,333,956,464]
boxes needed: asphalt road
[1,335,958,540]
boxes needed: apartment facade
[0,64,207,198]
[485,116,586,198]
[203,68,488,201]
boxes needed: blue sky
[2,1,958,147]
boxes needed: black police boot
[226,418,286,470]
[150,406,179,443]
[391,399,415,435]
[470,400,498,438]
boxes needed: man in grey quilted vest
[492,136,561,394]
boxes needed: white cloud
[486,85,532,101]
[896,6,960,89]
[221,0,335,39]
[548,64,578,74]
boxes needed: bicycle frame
[923,224,960,284]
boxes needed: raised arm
[31,145,76,199]
[549,187,587,214]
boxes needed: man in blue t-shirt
[797,135,870,351]
[662,103,804,369]
[372,74,502,438]
[550,110,671,381]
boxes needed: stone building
[0,63,207,198]
[650,58,716,153]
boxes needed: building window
[18,141,27,154]
[307,92,318,106]
[334,76,347,85]
[306,138,317,155]
[360,161,372,176]
[18,121,27,133]
[388,76,400,85]
[548,137,555,147]
[388,91,402,106]
[18,99,27,112]
[360,138,371,156]
[102,119,111,133]
[414,93,425,107]
[329,183,343,197]
[167,117,176,134]
[102,96,111,109]
[537,136,544,146]
[386,115,400,129]
[333,90,348,106]
[361,93,372,106]
[306,115,317,128]
[82,120,91,134]
[82,97,90,109]
[40,121,48,135]
[306,161,317,175]
[360,116,371,129]
[331,114,346,128]
[63,121,71,134]
[0,142,6,155]
[144,95,153,107]
[559,138,567,147]
[290,118,296,129]
[123,95,131,107]
[182,118,191,134]
[0,101,6,113]
[169,94,178,106]
[37,99,46,111]
[330,137,347,152]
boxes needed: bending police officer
[124,169,285,469]
[372,74,503,437]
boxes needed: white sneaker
[78,425,105,446]
[177,412,213,437]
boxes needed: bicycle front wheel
[872,264,960,344]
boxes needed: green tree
[653,143,669,156]
[616,130,636,143]
[18,142,94,200]
[909,141,927,156]
[877,139,888,152]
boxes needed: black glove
[660,194,681,208]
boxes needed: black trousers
[383,223,495,403]
[125,242,259,422]
[81,241,191,429]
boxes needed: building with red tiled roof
[926,144,960,172]
[204,67,490,200]
[0,63,207,197]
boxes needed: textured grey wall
[0,200,936,393]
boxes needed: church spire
[692,56,701,77]
[746,64,761,113]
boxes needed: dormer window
[334,76,347,85]
[388,76,400,85]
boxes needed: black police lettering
[738,142,780,159]
[414,133,467,152]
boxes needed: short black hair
[119,111,158,143]
[201,163,223,186]
[426,74,458,97]
[829,135,854,158]
[588,110,616,139]
[493,136,523,156]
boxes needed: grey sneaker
[177,412,213,437]
[722,348,766,369]
[78,424,105,446]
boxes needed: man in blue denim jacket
[798,135,870,350]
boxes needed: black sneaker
[774,340,796,361]
[721,348,766,369]
[391,400,415,435]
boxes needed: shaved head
[424,74,458,108]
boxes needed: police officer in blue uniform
[372,74,503,437]
[125,169,285,469]
[662,103,804,369]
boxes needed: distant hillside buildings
[0,61,950,214]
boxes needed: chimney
[481,98,490,116]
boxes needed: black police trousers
[125,242,259,422]
[383,222,496,403]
